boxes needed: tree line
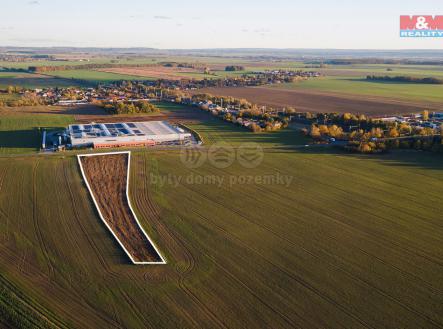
[366,75,443,84]
[302,111,443,153]
[98,100,160,115]
[225,66,245,71]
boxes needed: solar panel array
[69,121,183,141]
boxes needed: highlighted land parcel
[78,151,166,264]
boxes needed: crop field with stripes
[0,128,442,328]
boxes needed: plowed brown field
[79,153,163,263]
[97,66,201,80]
[194,86,443,115]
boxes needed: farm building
[68,121,192,149]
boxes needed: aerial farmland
[1,2,443,328]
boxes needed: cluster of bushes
[386,138,443,152]
[366,75,443,84]
[0,94,45,107]
[306,124,345,139]
[345,141,387,153]
[346,137,443,154]
[4,85,23,94]
[101,101,160,115]
[298,112,385,132]
[225,65,245,71]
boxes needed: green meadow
[271,75,443,103]
[0,134,442,329]
[0,112,74,154]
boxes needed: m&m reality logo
[400,15,443,37]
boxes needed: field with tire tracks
[0,132,442,328]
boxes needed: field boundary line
[77,151,167,265]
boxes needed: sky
[1,0,443,49]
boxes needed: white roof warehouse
[68,121,191,149]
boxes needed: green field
[0,58,158,69]
[0,143,442,328]
[1,57,443,327]
[0,56,269,70]
[0,72,88,89]
[45,70,154,83]
[271,75,443,103]
[0,112,75,154]
[0,102,442,328]
[318,64,443,78]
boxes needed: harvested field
[97,66,204,80]
[78,152,165,264]
[0,103,208,124]
[70,104,209,124]
[195,86,443,116]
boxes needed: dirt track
[194,86,443,116]
[80,153,162,263]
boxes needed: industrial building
[67,121,192,149]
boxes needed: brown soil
[70,105,208,124]
[1,104,208,124]
[97,66,201,80]
[80,153,162,263]
[193,86,443,116]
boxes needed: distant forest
[366,75,443,84]
[309,59,443,65]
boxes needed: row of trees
[307,122,441,141]
[189,93,288,132]
[306,124,345,139]
[305,119,443,153]
[207,107,288,133]
[190,93,254,109]
[301,111,383,131]
[225,65,245,71]
[162,62,199,69]
[346,138,443,153]
[366,75,443,84]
